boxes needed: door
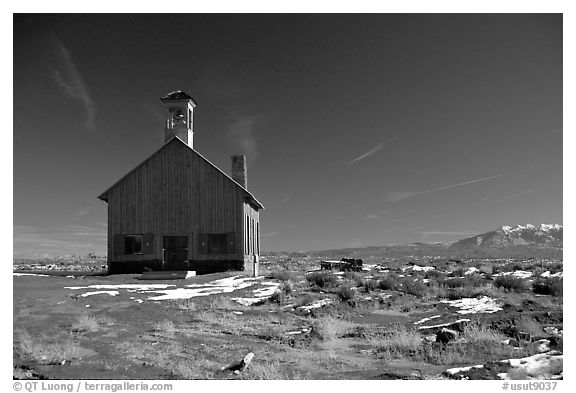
[162,235,189,270]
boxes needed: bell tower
[160,90,197,148]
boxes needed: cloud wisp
[383,174,503,202]
[74,206,92,217]
[489,189,535,204]
[52,37,97,130]
[347,136,397,165]
[226,117,258,165]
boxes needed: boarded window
[198,233,235,255]
[198,233,208,255]
[125,235,143,255]
[227,232,237,254]
[143,233,154,255]
[208,233,227,254]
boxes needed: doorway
[162,235,189,270]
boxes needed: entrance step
[137,271,196,280]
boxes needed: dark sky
[13,14,562,257]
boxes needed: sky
[12,13,563,257]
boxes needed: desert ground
[13,255,562,380]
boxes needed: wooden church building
[98,91,264,275]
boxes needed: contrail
[52,36,97,130]
[348,137,396,165]
[384,174,503,202]
[489,189,534,203]
[421,174,503,194]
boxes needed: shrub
[269,290,285,304]
[17,331,80,364]
[294,293,316,307]
[546,261,563,274]
[532,277,563,296]
[424,269,444,279]
[276,281,293,296]
[452,268,466,277]
[402,281,427,297]
[462,321,508,343]
[363,279,379,292]
[270,270,299,282]
[313,316,356,342]
[154,320,176,334]
[306,271,338,288]
[336,286,356,302]
[377,276,398,291]
[343,271,360,281]
[375,324,422,358]
[71,314,100,332]
[494,275,529,292]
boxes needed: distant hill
[450,224,562,252]
[263,224,563,260]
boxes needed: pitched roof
[160,90,198,106]
[97,137,264,210]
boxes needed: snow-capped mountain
[450,224,563,249]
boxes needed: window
[208,233,227,255]
[125,235,143,255]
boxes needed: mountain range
[450,224,563,250]
[263,224,563,260]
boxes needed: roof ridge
[97,136,263,210]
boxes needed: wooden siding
[105,139,251,263]
[243,201,260,263]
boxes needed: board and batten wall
[103,138,260,273]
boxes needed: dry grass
[306,271,338,288]
[154,320,177,335]
[71,314,100,332]
[373,324,422,359]
[462,321,508,343]
[239,360,309,380]
[269,270,299,282]
[17,331,80,364]
[313,316,357,342]
[514,316,544,337]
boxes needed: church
[98,91,264,275]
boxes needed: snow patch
[231,282,281,306]
[493,270,533,279]
[540,271,562,278]
[464,267,479,275]
[417,318,471,330]
[66,284,175,290]
[440,296,502,314]
[13,273,50,277]
[411,265,434,272]
[499,352,563,379]
[295,299,332,314]
[445,364,484,376]
[413,315,442,325]
[80,291,119,297]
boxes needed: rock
[222,352,254,374]
[508,339,521,347]
[535,339,550,353]
[424,334,437,343]
[436,328,459,343]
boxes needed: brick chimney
[231,155,247,189]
